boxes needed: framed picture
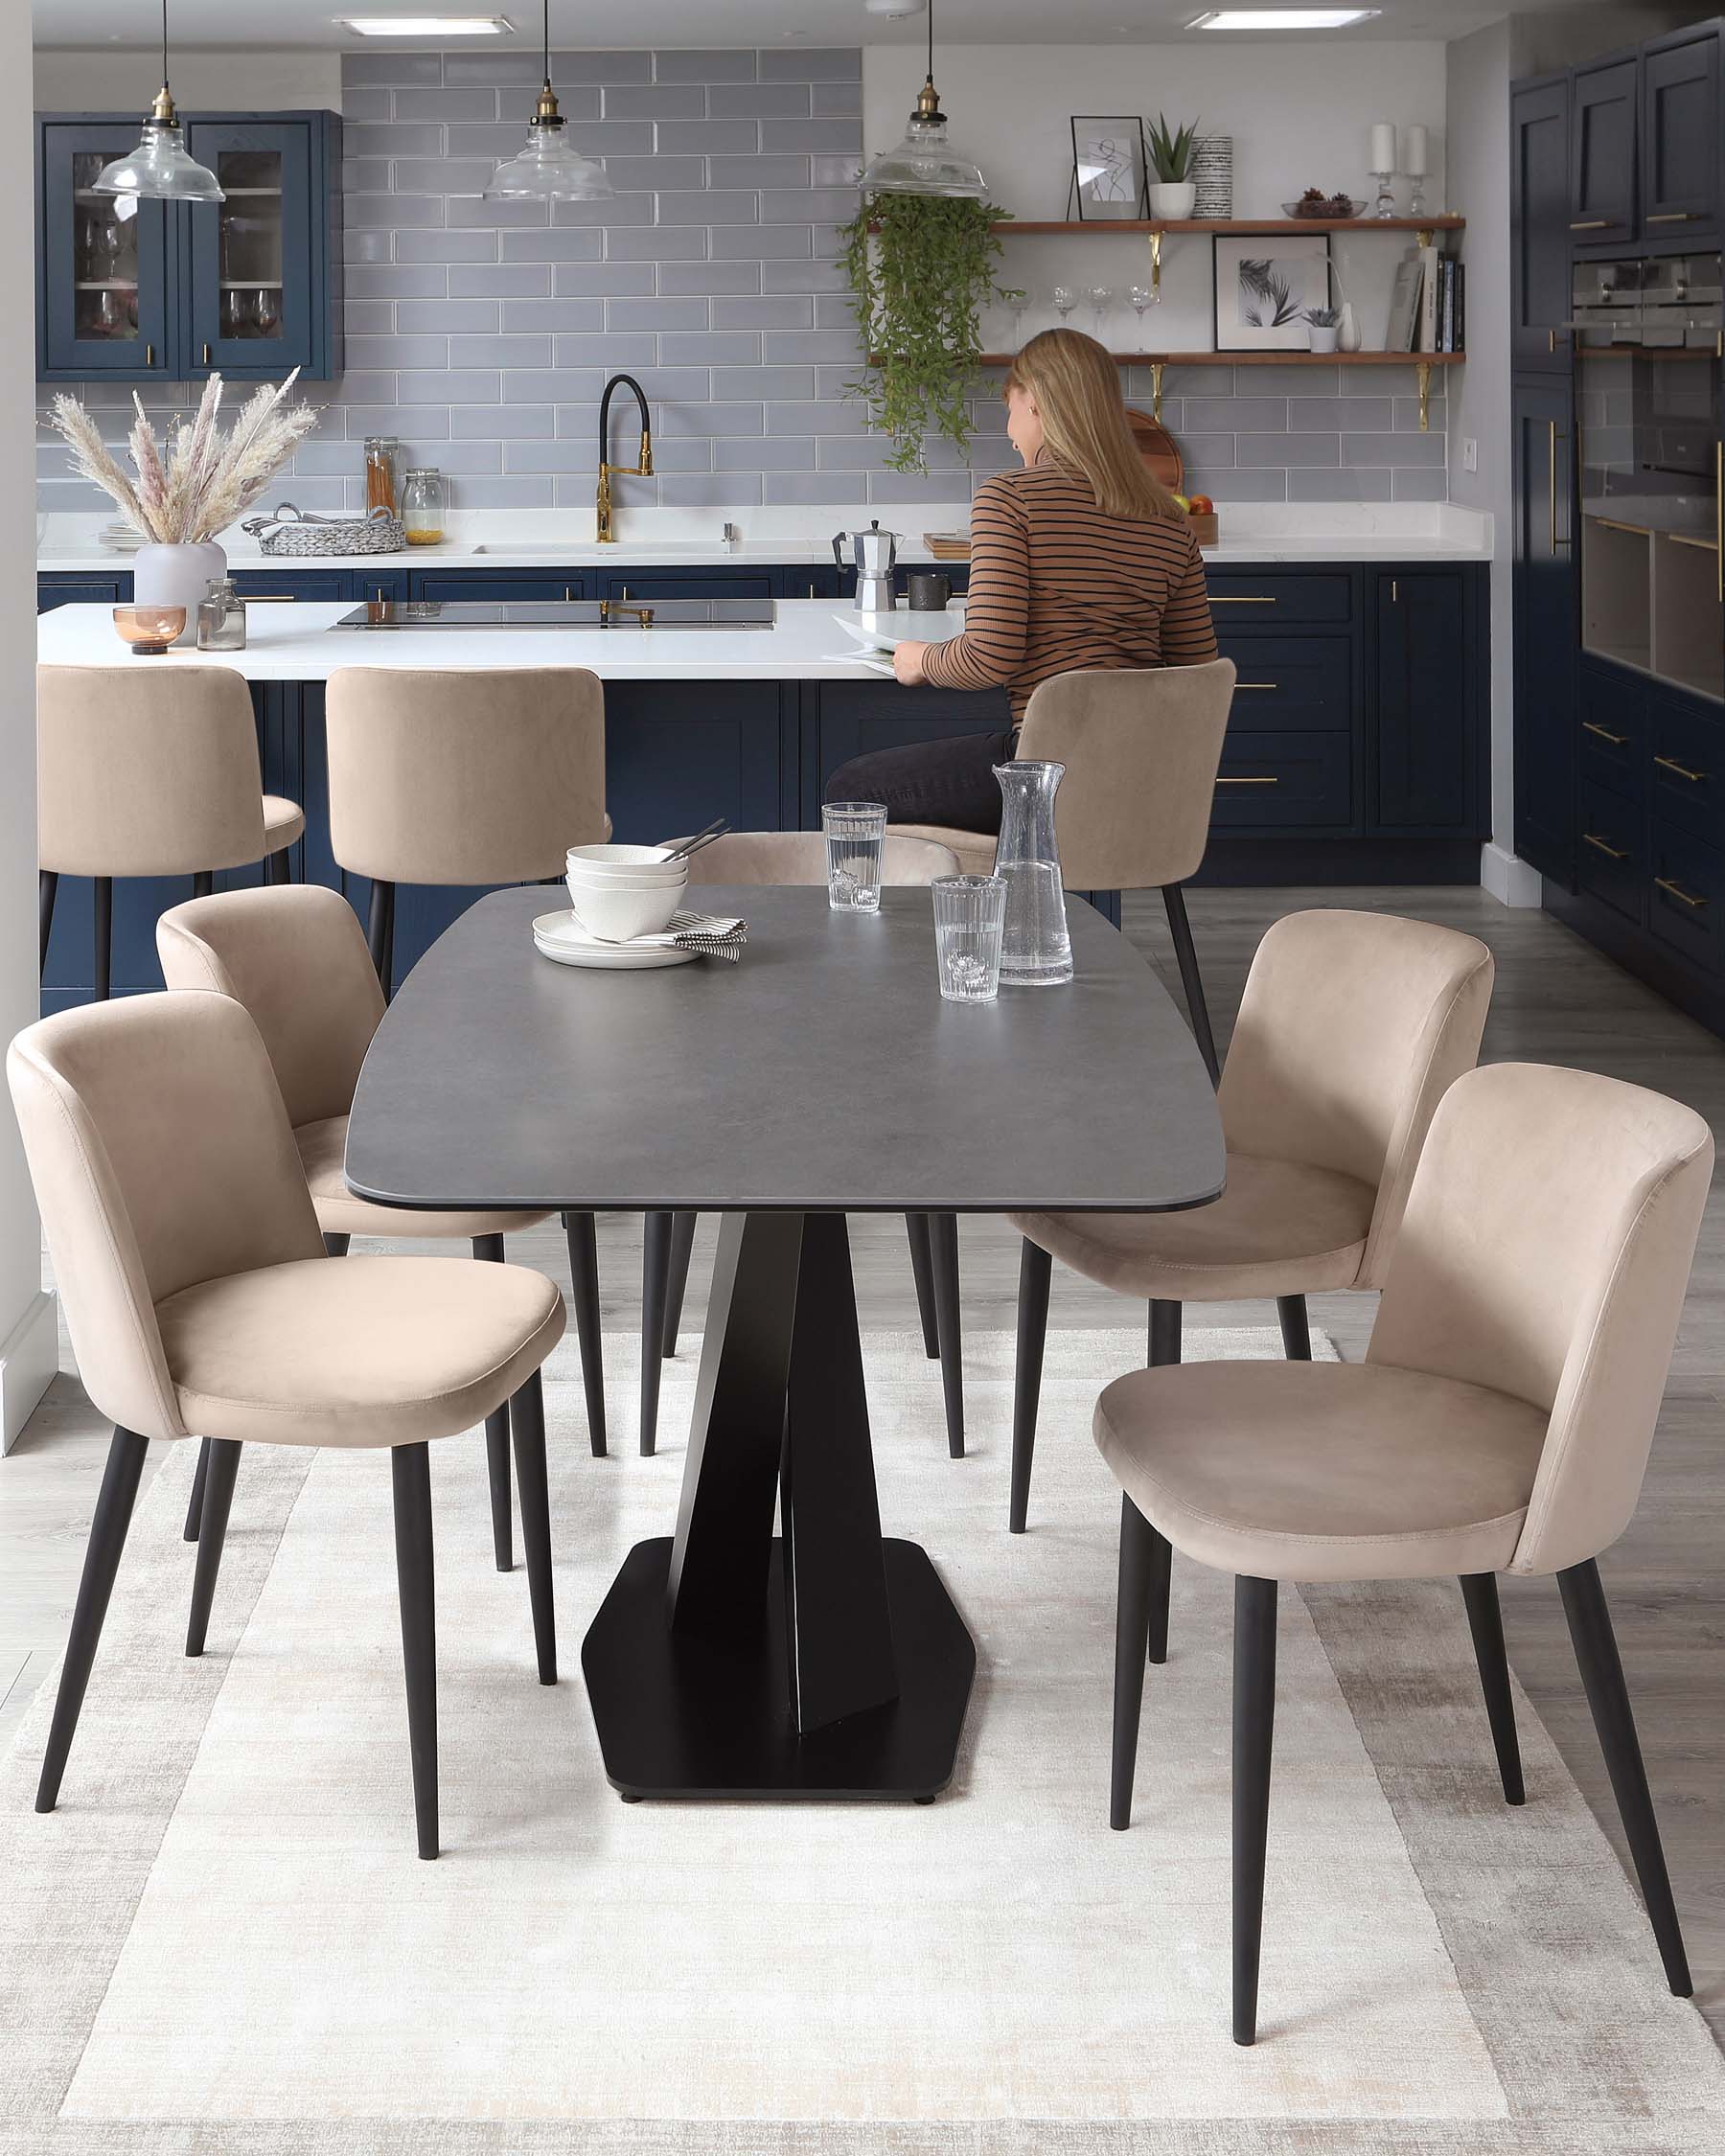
[1211,233,1333,352]
[1069,118,1148,221]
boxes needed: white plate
[833,609,962,653]
[533,908,699,971]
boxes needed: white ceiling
[34,0,1582,55]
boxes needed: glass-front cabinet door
[184,122,314,378]
[38,122,172,376]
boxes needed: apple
[1187,493,1214,516]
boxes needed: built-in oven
[1570,255,1722,704]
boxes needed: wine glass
[1086,285,1116,340]
[253,287,280,338]
[1128,284,1156,349]
[1051,285,1077,328]
[1007,292,1029,350]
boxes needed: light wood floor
[3,883,1722,2039]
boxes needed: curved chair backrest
[325,666,607,884]
[1368,1061,1712,1575]
[680,832,961,886]
[37,663,268,878]
[7,993,324,1443]
[1015,658,1237,890]
[157,884,385,1130]
[1219,909,1495,1289]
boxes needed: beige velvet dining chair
[9,991,568,1861]
[157,883,607,1567]
[1092,1060,1712,2043]
[37,663,305,999]
[634,829,963,1460]
[1008,908,1494,1540]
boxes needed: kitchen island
[36,547,1490,1008]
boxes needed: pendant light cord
[543,0,551,87]
[926,0,934,89]
[161,0,171,95]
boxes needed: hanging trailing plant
[840,195,1020,474]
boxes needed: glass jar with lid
[401,468,448,546]
[363,436,401,517]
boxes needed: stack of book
[1387,242,1465,356]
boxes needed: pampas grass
[48,370,321,544]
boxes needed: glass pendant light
[93,0,224,204]
[860,0,986,200]
[485,0,612,201]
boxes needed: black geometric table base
[581,1210,977,1800]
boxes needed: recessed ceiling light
[335,15,513,34]
[1188,8,1380,26]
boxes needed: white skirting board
[1480,841,1544,907]
[0,1290,58,1456]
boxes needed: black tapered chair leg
[265,845,290,886]
[1009,1238,1053,1533]
[391,1442,439,1861]
[1460,1573,1525,1805]
[562,1211,607,1457]
[93,877,112,1003]
[1144,1301,1182,1663]
[1232,1574,1278,2047]
[367,878,396,998]
[1162,883,1219,1088]
[1276,1295,1311,1362]
[1111,1495,1162,1828]
[323,1232,351,1258]
[905,1212,941,1360]
[662,1210,698,1357]
[192,870,214,900]
[36,1426,150,1813]
[182,1435,211,1543]
[510,1368,557,1686]
[185,1439,242,1657]
[931,1211,964,1459]
[472,1234,513,1572]
[640,1210,672,1456]
[38,870,58,975]
[1559,1558,1691,1995]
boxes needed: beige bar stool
[1009,908,1493,1537]
[638,830,962,1459]
[892,657,1238,1081]
[1093,1061,1711,2042]
[37,663,305,1000]
[156,883,602,1574]
[325,663,611,1449]
[9,992,567,1861]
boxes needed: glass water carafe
[993,760,1071,986]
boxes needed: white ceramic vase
[1148,181,1197,219]
[132,539,227,646]
[1337,301,1363,353]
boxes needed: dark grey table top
[346,885,1225,1215]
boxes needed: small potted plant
[1145,112,1200,219]
[1305,304,1343,354]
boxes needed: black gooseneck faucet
[597,373,653,543]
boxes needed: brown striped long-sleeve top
[917,458,1218,722]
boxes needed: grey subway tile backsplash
[35,46,1446,520]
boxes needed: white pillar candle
[1369,122,1396,172]
[1403,124,1428,177]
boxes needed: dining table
[344,883,1225,1803]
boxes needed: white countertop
[37,599,937,683]
[36,501,1493,574]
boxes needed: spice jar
[196,577,247,653]
[401,468,448,546]
[364,436,401,517]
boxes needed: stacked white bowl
[564,843,689,941]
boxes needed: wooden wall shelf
[971,350,1465,367]
[995,217,1465,236]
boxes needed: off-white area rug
[3,1323,1722,2156]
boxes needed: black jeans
[823,729,1016,835]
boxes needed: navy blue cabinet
[1512,75,1574,370]
[1374,570,1481,833]
[1641,25,1721,242]
[1512,378,1578,884]
[1571,56,1640,247]
[38,571,129,612]
[36,110,342,384]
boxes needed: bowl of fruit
[1283,189,1365,218]
[1172,492,1218,547]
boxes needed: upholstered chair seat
[292,1115,550,1245]
[263,796,306,851]
[670,829,961,886]
[157,1252,564,1451]
[883,823,998,878]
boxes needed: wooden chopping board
[1125,408,1184,493]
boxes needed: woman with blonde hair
[824,327,1217,832]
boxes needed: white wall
[33,49,342,111]
[863,42,1449,354]
[4,10,57,1449]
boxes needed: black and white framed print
[1211,233,1332,351]
[1070,118,1148,221]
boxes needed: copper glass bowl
[112,606,187,654]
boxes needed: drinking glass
[1128,284,1156,346]
[932,876,1006,1003]
[822,801,888,913]
[1007,293,1029,348]
[1086,285,1116,339]
[1051,285,1077,326]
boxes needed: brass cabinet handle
[242,593,299,602]
[1547,327,1567,353]
[564,585,574,602]
[1583,721,1628,745]
[1570,218,1611,230]
[202,341,211,365]
[1654,754,1708,782]
[1655,876,1709,909]
[1216,775,1280,786]
[145,342,155,366]
[1583,832,1630,860]
[1549,419,1560,550]
[1645,211,1697,223]
[1233,681,1277,691]
[1211,594,1276,605]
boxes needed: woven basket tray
[242,504,406,557]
